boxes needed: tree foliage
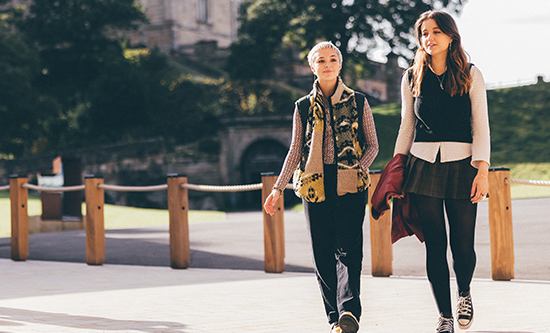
[0,6,41,157]
[0,0,299,158]
[16,0,148,104]
[227,0,466,80]
[3,0,149,154]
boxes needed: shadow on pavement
[0,227,313,273]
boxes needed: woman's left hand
[471,161,490,204]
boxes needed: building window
[197,0,208,23]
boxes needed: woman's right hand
[263,189,281,216]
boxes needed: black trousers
[303,164,366,325]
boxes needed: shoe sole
[339,314,359,333]
[457,318,473,330]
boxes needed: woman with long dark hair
[394,11,490,333]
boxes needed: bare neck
[430,54,448,75]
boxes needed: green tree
[0,4,42,157]
[79,50,172,146]
[16,0,147,104]
[6,0,148,152]
[228,0,466,80]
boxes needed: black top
[413,68,473,143]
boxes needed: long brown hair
[410,11,472,97]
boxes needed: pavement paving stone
[2,259,550,332]
[1,197,550,332]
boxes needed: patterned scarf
[293,77,370,203]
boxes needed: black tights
[411,194,477,318]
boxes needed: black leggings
[411,193,477,318]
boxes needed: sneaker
[338,312,359,333]
[436,315,454,333]
[456,292,474,329]
[330,323,342,333]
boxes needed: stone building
[127,0,402,103]
[125,0,242,68]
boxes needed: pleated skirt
[403,153,477,200]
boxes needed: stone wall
[0,138,222,210]
[0,116,297,211]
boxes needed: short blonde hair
[307,41,343,67]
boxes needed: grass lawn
[0,191,225,238]
[503,162,550,198]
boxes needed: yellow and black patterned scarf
[293,78,370,203]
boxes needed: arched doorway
[239,139,299,209]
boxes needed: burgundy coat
[370,154,424,243]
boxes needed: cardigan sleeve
[274,106,303,190]
[469,66,491,168]
[359,96,379,172]
[393,72,416,156]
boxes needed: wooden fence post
[85,175,105,265]
[167,174,190,269]
[487,167,514,281]
[261,173,285,273]
[368,171,393,277]
[10,176,29,261]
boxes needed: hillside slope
[488,81,550,164]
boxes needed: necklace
[435,72,446,90]
[429,64,447,90]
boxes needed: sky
[369,0,550,89]
[452,0,550,89]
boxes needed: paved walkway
[1,197,550,332]
[2,259,550,332]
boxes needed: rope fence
[4,178,548,194]
[3,169,550,278]
[182,183,262,192]
[506,178,550,186]
[22,184,85,192]
[98,184,168,192]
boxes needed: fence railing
[2,168,549,280]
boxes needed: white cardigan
[393,65,490,169]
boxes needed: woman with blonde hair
[393,11,490,333]
[264,41,379,333]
